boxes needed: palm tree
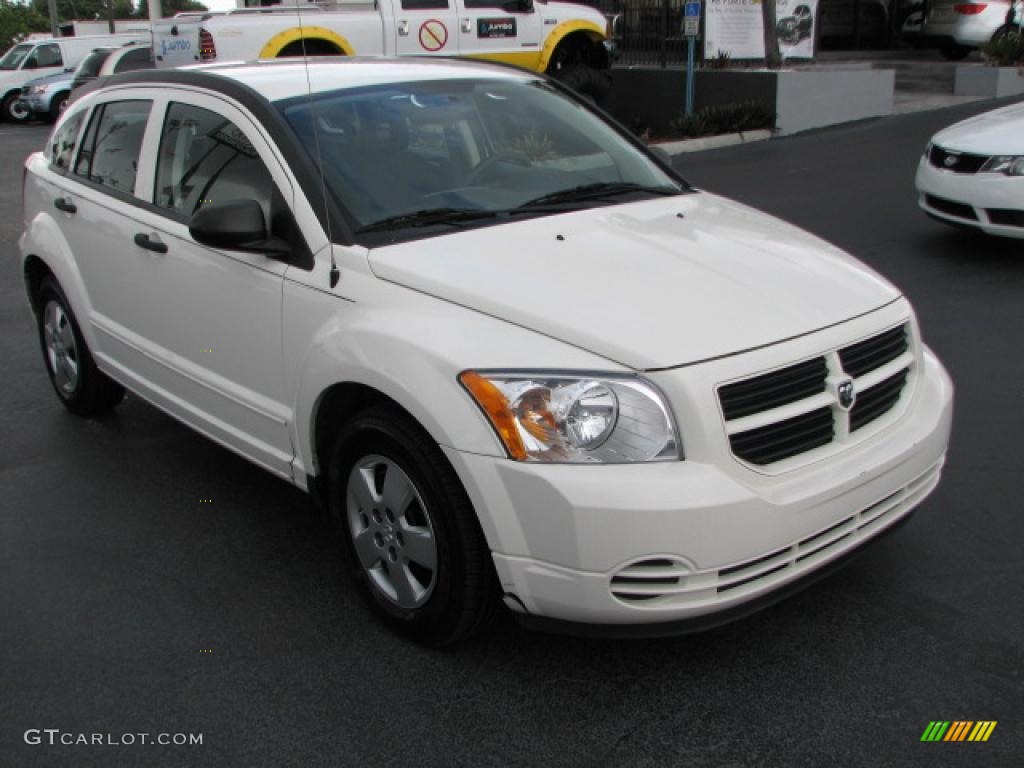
[761,0,782,68]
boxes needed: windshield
[278,78,686,241]
[77,49,114,79]
[0,44,34,71]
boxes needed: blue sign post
[683,1,701,116]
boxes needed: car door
[124,94,300,480]
[60,89,296,479]
[388,0,460,57]
[455,0,542,71]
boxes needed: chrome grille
[719,324,913,467]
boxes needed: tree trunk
[761,0,782,69]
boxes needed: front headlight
[460,371,681,463]
[980,155,1024,176]
[30,84,49,95]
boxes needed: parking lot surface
[1,99,1022,767]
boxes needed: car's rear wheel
[326,405,498,645]
[36,276,125,416]
[2,92,31,123]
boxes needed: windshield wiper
[517,182,681,209]
[357,207,499,234]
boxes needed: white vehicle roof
[179,57,537,102]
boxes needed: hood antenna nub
[329,259,340,289]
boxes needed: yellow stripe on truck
[465,51,544,71]
[258,27,356,59]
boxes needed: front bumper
[444,310,953,628]
[916,156,1024,239]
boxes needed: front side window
[49,109,86,171]
[154,102,275,220]
[0,44,33,70]
[74,100,152,194]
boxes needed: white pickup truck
[153,0,614,100]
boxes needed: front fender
[539,20,607,72]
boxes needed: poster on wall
[704,0,818,61]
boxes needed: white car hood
[367,193,901,370]
[933,101,1024,155]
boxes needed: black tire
[555,65,612,107]
[48,92,69,123]
[326,405,498,646]
[2,91,31,124]
[939,42,972,60]
[36,276,125,416]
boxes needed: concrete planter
[954,65,1024,98]
[607,67,895,138]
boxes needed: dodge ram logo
[837,379,856,411]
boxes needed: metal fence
[588,0,692,67]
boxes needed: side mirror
[189,199,289,255]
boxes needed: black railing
[589,0,691,67]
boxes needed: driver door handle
[54,197,76,214]
[134,232,168,254]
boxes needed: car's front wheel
[2,92,31,123]
[48,92,69,123]
[36,276,125,416]
[327,405,498,645]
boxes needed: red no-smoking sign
[418,19,448,52]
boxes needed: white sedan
[916,100,1024,239]
[21,59,952,644]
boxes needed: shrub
[667,101,776,139]
[981,27,1024,66]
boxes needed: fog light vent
[610,557,691,604]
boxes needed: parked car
[20,59,953,644]
[0,34,144,122]
[16,68,75,123]
[920,0,1017,59]
[70,43,153,96]
[778,4,814,44]
[916,100,1024,238]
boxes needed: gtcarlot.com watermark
[25,729,202,747]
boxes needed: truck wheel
[48,92,69,123]
[326,405,498,646]
[555,65,612,107]
[36,276,125,416]
[3,92,31,123]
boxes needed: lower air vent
[986,208,1024,228]
[926,194,977,220]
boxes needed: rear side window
[113,48,152,73]
[154,102,275,220]
[74,100,152,194]
[49,110,86,171]
[77,49,113,79]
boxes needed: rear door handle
[133,233,168,254]
[54,197,76,214]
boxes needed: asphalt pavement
[1,100,1022,768]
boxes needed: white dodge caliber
[21,59,953,644]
